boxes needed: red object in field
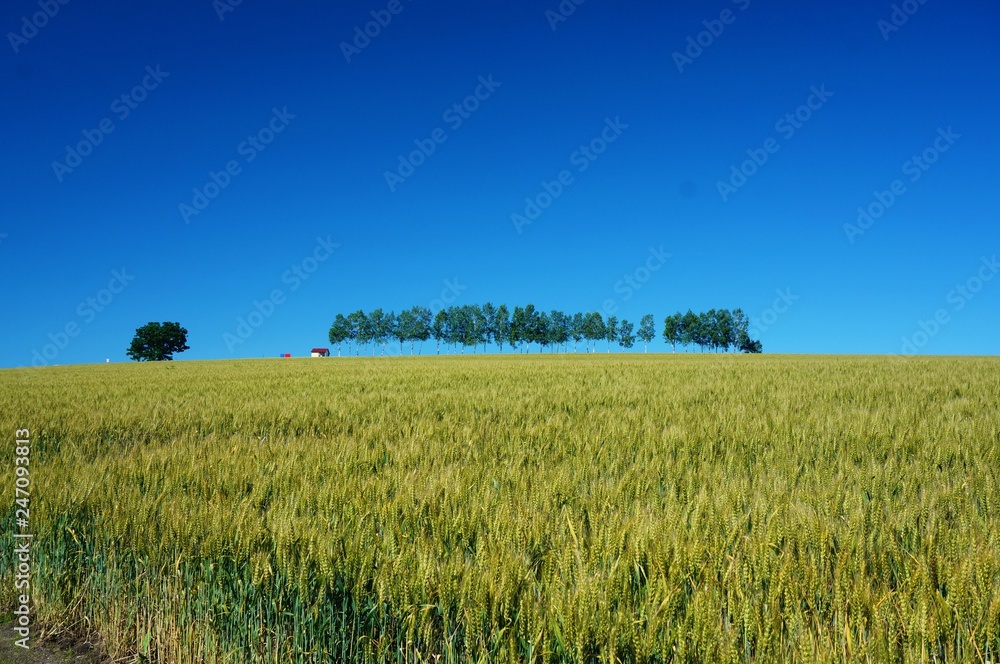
[285,353,291,358]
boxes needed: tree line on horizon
[328,305,762,356]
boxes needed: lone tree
[127,322,189,361]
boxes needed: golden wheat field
[1,355,999,663]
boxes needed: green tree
[480,302,497,351]
[446,306,465,353]
[681,310,700,352]
[638,314,655,353]
[367,308,391,356]
[662,313,681,353]
[570,312,585,352]
[510,306,528,353]
[493,305,511,353]
[348,310,369,356]
[618,319,635,352]
[549,310,570,352]
[468,304,488,353]
[328,314,351,356]
[432,309,448,355]
[509,306,525,353]
[715,309,735,352]
[395,309,415,355]
[703,309,720,352]
[126,322,189,362]
[731,308,749,355]
[523,304,539,353]
[699,309,710,352]
[383,310,397,356]
[731,308,749,340]
[535,311,552,352]
[584,312,605,353]
[412,306,432,355]
[732,308,762,353]
[604,316,618,353]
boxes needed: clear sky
[2,0,997,366]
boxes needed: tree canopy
[127,322,190,361]
[662,308,761,353]
[328,305,762,356]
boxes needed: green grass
[2,355,999,662]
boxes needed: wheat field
[1,355,999,662]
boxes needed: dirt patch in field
[0,622,104,664]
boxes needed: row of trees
[328,305,761,356]
[662,309,762,354]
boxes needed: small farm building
[311,348,330,357]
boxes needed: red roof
[311,348,329,353]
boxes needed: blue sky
[2,0,997,366]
